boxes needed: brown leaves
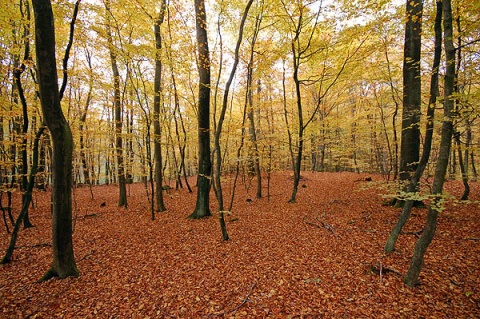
[1,172,479,318]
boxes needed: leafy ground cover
[1,172,479,318]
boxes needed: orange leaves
[1,172,479,317]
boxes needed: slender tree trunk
[385,0,442,254]
[12,0,34,228]
[453,17,470,200]
[105,0,127,208]
[454,131,470,200]
[189,0,212,219]
[246,35,262,198]
[171,73,192,192]
[2,127,45,264]
[211,0,254,240]
[383,37,400,181]
[404,0,455,286]
[32,0,78,280]
[79,48,93,198]
[289,41,304,203]
[153,0,167,213]
[282,60,295,176]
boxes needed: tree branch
[59,0,81,100]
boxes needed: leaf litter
[1,172,479,318]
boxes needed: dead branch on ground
[303,215,335,235]
[401,229,424,238]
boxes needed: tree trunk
[385,0,442,254]
[246,55,262,199]
[453,17,470,201]
[289,40,304,203]
[12,0,34,228]
[32,0,78,280]
[105,0,127,208]
[79,48,93,198]
[404,0,455,287]
[189,0,212,219]
[211,0,254,240]
[153,0,167,213]
[243,8,263,198]
[2,127,45,264]
[454,131,470,200]
[399,0,423,182]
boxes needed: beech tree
[189,0,212,219]
[105,0,127,208]
[385,0,443,254]
[398,0,423,184]
[404,0,455,286]
[153,0,167,213]
[32,0,79,280]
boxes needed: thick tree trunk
[189,0,212,219]
[404,0,455,287]
[399,0,423,182]
[32,0,78,280]
[385,0,442,254]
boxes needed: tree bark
[404,0,455,287]
[245,14,263,198]
[32,0,78,280]
[189,0,212,219]
[399,0,423,182]
[385,0,442,254]
[105,0,127,208]
[1,127,45,264]
[153,0,167,213]
[211,0,254,240]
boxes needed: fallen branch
[401,229,424,238]
[465,237,480,241]
[78,249,95,262]
[209,281,257,317]
[303,216,335,235]
[229,281,257,314]
[370,263,403,278]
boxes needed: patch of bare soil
[1,172,479,318]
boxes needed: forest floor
[1,171,479,318]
